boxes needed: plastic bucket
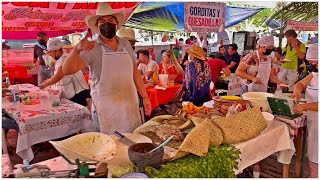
[242,92,274,112]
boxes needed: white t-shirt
[55,53,89,98]
[137,60,158,76]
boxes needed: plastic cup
[168,80,174,87]
[159,74,168,87]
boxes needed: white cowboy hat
[85,2,126,35]
[117,27,138,42]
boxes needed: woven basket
[213,108,267,144]
[179,119,223,157]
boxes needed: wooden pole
[282,164,290,178]
[295,127,304,177]
[279,5,285,47]
[151,31,154,46]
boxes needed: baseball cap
[47,38,63,51]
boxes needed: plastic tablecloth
[2,84,95,161]
[146,84,182,110]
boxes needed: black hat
[37,31,47,37]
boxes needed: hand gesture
[75,29,95,52]
[143,97,152,116]
[293,104,304,114]
[252,77,262,84]
[291,89,302,102]
[38,80,48,90]
[38,83,46,90]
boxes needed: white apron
[91,46,142,134]
[248,52,271,92]
[305,72,318,163]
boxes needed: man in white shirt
[136,50,158,79]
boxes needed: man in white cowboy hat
[62,2,152,134]
[117,27,138,51]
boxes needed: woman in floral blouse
[183,45,212,106]
[236,35,285,94]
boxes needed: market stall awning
[125,2,264,32]
[264,2,318,28]
[2,2,264,39]
[2,2,141,40]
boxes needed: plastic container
[253,163,260,178]
[5,77,10,86]
[158,74,168,87]
[241,92,274,112]
[11,86,20,102]
[121,173,148,178]
[168,80,174,87]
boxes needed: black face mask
[306,64,318,72]
[99,22,117,39]
[263,49,273,56]
[38,39,46,45]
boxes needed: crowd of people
[3,2,317,177]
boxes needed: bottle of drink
[253,163,260,178]
[152,67,159,85]
[5,77,10,86]
[12,86,20,102]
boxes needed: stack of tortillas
[50,132,117,163]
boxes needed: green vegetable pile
[110,163,138,178]
[145,145,241,178]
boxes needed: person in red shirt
[207,54,231,84]
[207,53,231,95]
[159,50,184,83]
[185,35,197,45]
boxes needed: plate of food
[22,98,40,105]
[220,95,241,101]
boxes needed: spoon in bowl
[149,135,174,153]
